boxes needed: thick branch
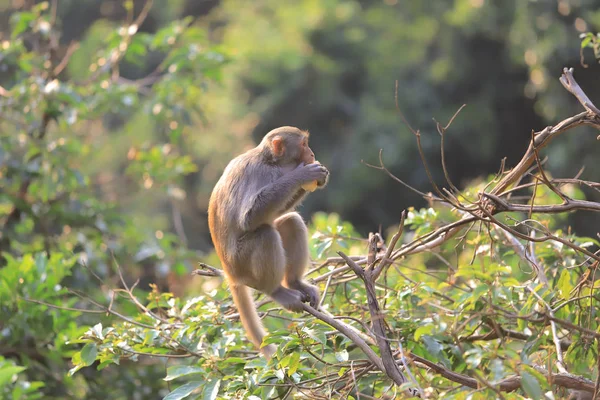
[410,354,595,393]
[489,112,596,196]
[489,69,600,197]
[339,251,420,397]
[483,193,600,214]
[301,304,384,371]
[560,67,600,115]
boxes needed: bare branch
[560,67,600,115]
[482,193,600,214]
[301,303,384,372]
[372,211,406,281]
[192,262,224,277]
[498,227,548,285]
[409,354,595,394]
[53,41,80,76]
[363,149,432,199]
[436,104,468,198]
[339,251,420,397]
[527,287,568,373]
[489,109,599,197]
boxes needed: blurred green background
[2,0,600,398]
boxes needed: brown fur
[208,126,329,358]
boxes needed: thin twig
[372,211,405,281]
[527,287,568,373]
[53,41,80,76]
[192,262,223,277]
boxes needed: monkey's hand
[301,161,329,191]
[294,162,329,186]
[316,164,329,188]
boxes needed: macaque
[568,390,594,400]
[208,126,329,358]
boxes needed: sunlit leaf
[287,353,301,376]
[520,370,543,399]
[80,343,98,366]
[202,379,220,400]
[164,366,204,381]
[335,349,349,362]
[0,366,26,388]
[163,381,203,400]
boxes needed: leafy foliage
[0,356,44,400]
[0,2,225,398]
[581,31,600,61]
[59,193,600,399]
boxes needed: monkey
[207,126,329,358]
[568,390,594,400]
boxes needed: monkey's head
[261,126,315,166]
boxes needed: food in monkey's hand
[301,161,321,192]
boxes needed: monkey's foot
[288,281,320,309]
[270,286,304,312]
[261,343,277,359]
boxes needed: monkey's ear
[272,137,285,157]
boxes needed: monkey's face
[270,131,315,166]
[300,136,316,165]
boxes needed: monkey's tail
[230,284,276,359]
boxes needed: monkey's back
[208,148,280,270]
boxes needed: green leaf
[202,379,221,400]
[279,354,291,368]
[315,238,332,258]
[287,353,301,376]
[164,365,205,381]
[163,381,203,400]
[67,363,84,377]
[463,348,482,369]
[302,327,326,345]
[0,366,26,388]
[334,349,349,362]
[557,268,573,299]
[80,343,98,366]
[10,11,35,37]
[219,357,246,365]
[91,323,104,340]
[414,324,434,341]
[97,360,118,371]
[259,387,275,399]
[336,238,349,249]
[143,329,159,346]
[274,368,284,380]
[422,336,443,358]
[34,252,47,274]
[489,359,505,381]
[125,36,148,65]
[520,370,543,399]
